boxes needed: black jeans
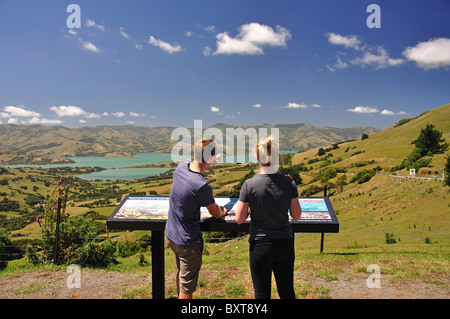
[249,237,296,299]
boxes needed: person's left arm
[235,200,249,224]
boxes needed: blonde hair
[256,136,279,168]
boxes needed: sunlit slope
[293,103,450,172]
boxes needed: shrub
[318,148,326,156]
[350,169,375,184]
[0,230,12,269]
[444,155,450,187]
[28,178,117,268]
[385,233,396,244]
[300,185,324,197]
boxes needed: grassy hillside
[293,103,449,173]
[0,122,378,164]
[0,125,179,162]
[0,104,448,299]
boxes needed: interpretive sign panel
[106,195,339,299]
[107,196,339,233]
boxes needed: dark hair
[194,138,216,163]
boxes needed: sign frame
[106,195,339,299]
[106,195,339,233]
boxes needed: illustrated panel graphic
[111,196,332,222]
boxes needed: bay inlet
[6,153,175,181]
[5,152,294,181]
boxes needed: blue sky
[0,0,449,130]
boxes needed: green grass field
[1,103,449,299]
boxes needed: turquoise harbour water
[6,152,295,181]
[7,153,174,181]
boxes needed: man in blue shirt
[165,138,227,299]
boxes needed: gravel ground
[0,269,448,299]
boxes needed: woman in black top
[235,137,301,299]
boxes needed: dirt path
[0,269,448,299]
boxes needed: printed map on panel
[112,197,331,222]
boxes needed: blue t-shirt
[165,160,215,246]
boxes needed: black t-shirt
[239,173,299,241]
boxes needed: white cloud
[50,105,100,119]
[85,113,101,119]
[102,112,110,116]
[3,105,41,118]
[112,111,126,117]
[326,33,404,71]
[28,117,62,125]
[119,27,144,51]
[326,56,348,72]
[148,36,185,54]
[334,57,348,70]
[210,106,220,112]
[7,118,19,124]
[284,102,308,109]
[50,105,86,117]
[381,109,406,116]
[80,40,101,53]
[86,19,105,32]
[327,32,361,50]
[253,103,262,108]
[1,105,63,125]
[402,37,450,70]
[126,121,136,125]
[347,106,379,113]
[215,32,263,55]
[119,27,130,39]
[282,102,320,109]
[65,29,102,53]
[201,25,217,33]
[351,46,404,69]
[203,46,212,57]
[213,23,291,55]
[130,112,145,117]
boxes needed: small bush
[385,233,396,244]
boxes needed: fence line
[388,174,444,181]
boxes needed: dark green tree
[317,148,326,156]
[279,166,303,185]
[413,123,448,156]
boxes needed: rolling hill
[292,103,450,173]
[287,103,450,250]
[0,122,378,164]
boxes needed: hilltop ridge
[0,122,378,164]
[292,103,450,172]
